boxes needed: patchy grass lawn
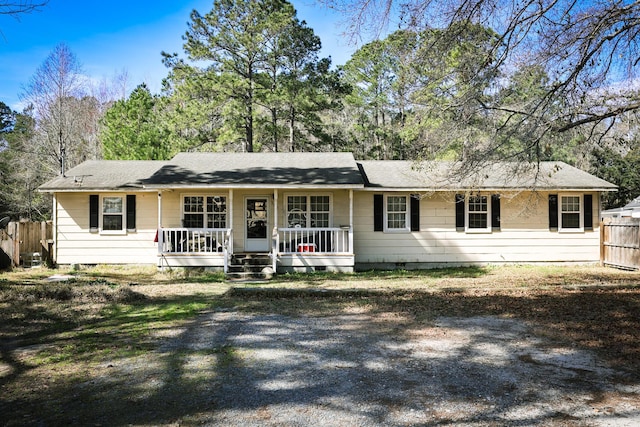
[1,264,639,425]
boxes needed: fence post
[40,221,53,266]
[12,222,20,267]
[600,220,605,267]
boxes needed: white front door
[245,197,270,252]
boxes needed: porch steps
[226,253,274,281]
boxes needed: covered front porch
[156,188,355,273]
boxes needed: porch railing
[276,227,351,254]
[158,228,231,255]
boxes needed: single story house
[39,152,616,272]
[601,195,640,219]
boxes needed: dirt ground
[2,266,640,426]
[75,309,640,426]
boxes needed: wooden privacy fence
[601,217,640,270]
[0,221,53,269]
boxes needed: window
[455,193,500,232]
[467,195,488,230]
[549,194,590,231]
[182,195,227,228]
[102,196,124,231]
[374,194,420,232]
[207,196,227,228]
[90,194,136,233]
[310,196,330,228]
[183,196,203,228]
[385,195,409,231]
[287,195,307,227]
[286,195,331,228]
[560,195,581,230]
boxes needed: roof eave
[41,185,614,193]
[359,187,617,192]
[38,186,154,193]
[143,183,365,190]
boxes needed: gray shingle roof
[38,160,168,191]
[39,153,616,192]
[39,152,364,191]
[357,160,617,191]
[142,152,364,188]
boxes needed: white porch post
[273,189,278,272]
[229,189,234,254]
[349,189,354,254]
[157,191,163,227]
[224,189,234,274]
[157,191,163,257]
[228,189,233,231]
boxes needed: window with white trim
[182,195,227,228]
[456,193,499,233]
[286,195,331,228]
[102,196,124,231]
[90,194,135,234]
[467,195,489,231]
[560,195,581,230]
[385,195,409,232]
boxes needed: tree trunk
[246,106,253,152]
[246,67,254,152]
[272,108,278,152]
[289,106,295,152]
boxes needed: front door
[245,197,270,252]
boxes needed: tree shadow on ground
[273,266,490,286]
[1,287,639,426]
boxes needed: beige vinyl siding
[354,191,601,266]
[55,192,158,265]
[55,187,602,267]
[160,191,182,228]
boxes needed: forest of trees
[1,0,639,220]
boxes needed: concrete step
[227,253,274,281]
[228,264,270,273]
[226,267,274,281]
[230,253,271,265]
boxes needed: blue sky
[0,0,356,110]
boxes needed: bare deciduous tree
[20,42,90,175]
[320,0,640,159]
[0,1,48,16]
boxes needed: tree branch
[555,101,640,133]
[0,1,48,16]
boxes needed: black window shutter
[491,194,501,230]
[583,194,593,230]
[549,194,558,230]
[455,194,465,230]
[126,195,136,231]
[89,195,99,231]
[410,195,420,231]
[374,194,383,231]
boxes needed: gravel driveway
[97,309,640,426]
